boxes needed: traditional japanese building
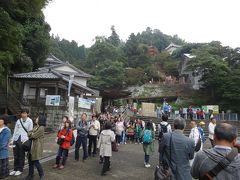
[4,55,99,129]
[165,43,182,55]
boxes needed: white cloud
[44,0,240,48]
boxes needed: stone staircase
[0,88,27,116]
[135,116,240,138]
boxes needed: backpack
[70,132,75,146]
[143,129,152,144]
[67,129,75,146]
[158,123,169,139]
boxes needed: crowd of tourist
[0,107,239,180]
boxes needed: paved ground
[8,142,159,180]
[6,131,223,180]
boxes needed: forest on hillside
[0,1,240,112]
[49,28,240,112]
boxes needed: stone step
[135,116,240,137]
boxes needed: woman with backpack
[142,121,155,168]
[53,119,73,169]
[24,114,46,180]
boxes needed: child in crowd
[127,121,135,143]
[53,119,73,169]
[0,116,11,179]
[97,121,115,176]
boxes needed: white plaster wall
[54,65,77,73]
[23,83,30,96]
[23,83,36,99]
[74,77,87,86]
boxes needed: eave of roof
[11,71,60,79]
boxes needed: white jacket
[115,121,124,135]
[208,122,216,140]
[189,127,200,146]
[97,129,115,157]
[89,120,100,136]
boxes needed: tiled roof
[13,71,59,79]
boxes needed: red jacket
[57,128,73,150]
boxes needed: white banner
[68,96,75,122]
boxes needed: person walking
[115,117,124,145]
[191,123,240,180]
[208,117,216,147]
[88,114,100,157]
[158,114,172,140]
[24,114,46,180]
[134,119,143,144]
[159,118,195,180]
[10,109,33,176]
[53,120,73,169]
[189,120,201,166]
[142,121,155,168]
[75,113,89,161]
[97,121,115,176]
[0,116,11,179]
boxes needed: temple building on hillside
[165,43,182,55]
[179,53,203,90]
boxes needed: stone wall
[30,105,92,131]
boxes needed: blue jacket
[163,105,169,112]
[0,127,11,159]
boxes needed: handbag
[112,141,118,152]
[19,119,32,152]
[195,135,201,152]
[57,130,68,146]
[154,133,173,180]
[57,138,64,145]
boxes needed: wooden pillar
[21,81,25,100]
[55,82,59,95]
[35,83,40,105]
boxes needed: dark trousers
[0,158,9,178]
[13,140,25,172]
[56,147,68,166]
[127,135,134,142]
[209,138,215,147]
[102,156,110,174]
[28,155,44,177]
[144,154,150,164]
[75,136,88,160]
[88,135,97,155]
[116,135,122,144]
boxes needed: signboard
[78,98,92,109]
[183,108,188,114]
[45,95,60,106]
[142,102,155,117]
[202,105,219,114]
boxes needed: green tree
[0,0,50,76]
[87,38,126,71]
[108,25,120,47]
[89,60,125,89]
